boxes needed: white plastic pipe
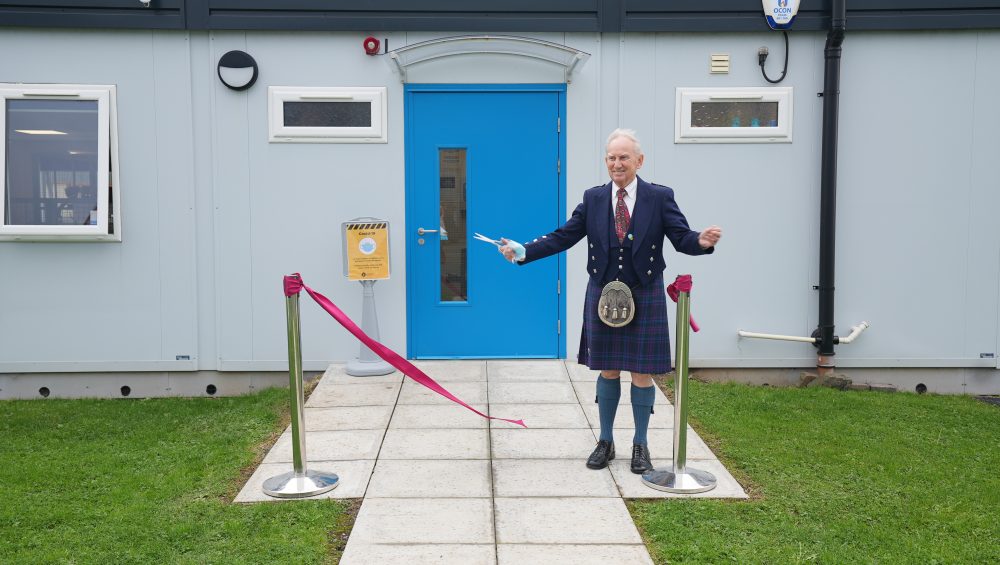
[736,330,816,343]
[837,321,871,344]
[737,320,870,345]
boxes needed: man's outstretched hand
[699,225,722,249]
[499,238,526,263]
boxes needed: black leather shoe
[630,443,653,474]
[586,440,615,469]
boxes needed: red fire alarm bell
[363,36,381,55]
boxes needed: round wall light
[217,50,258,91]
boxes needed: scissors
[473,232,505,249]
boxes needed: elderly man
[501,129,721,473]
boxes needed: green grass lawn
[634,381,1000,564]
[0,388,354,564]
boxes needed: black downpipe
[817,0,847,360]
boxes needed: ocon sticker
[763,0,800,30]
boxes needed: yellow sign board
[343,220,390,280]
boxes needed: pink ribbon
[666,274,700,332]
[284,274,526,428]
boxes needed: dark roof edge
[1,3,999,32]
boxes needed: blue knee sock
[631,384,656,446]
[596,376,621,443]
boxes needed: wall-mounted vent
[710,54,730,74]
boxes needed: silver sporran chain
[597,280,635,327]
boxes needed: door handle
[417,227,438,235]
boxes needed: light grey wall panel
[562,33,603,360]
[209,32,255,369]
[189,33,220,370]
[835,32,993,366]
[0,29,198,371]
[152,32,200,363]
[968,32,1000,367]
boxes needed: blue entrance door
[406,85,565,358]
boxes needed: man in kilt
[501,129,722,473]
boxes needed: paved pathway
[236,360,746,564]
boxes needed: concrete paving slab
[566,362,633,382]
[489,381,578,404]
[487,360,570,382]
[398,381,488,405]
[608,458,749,499]
[494,498,642,544]
[304,405,393,431]
[489,403,589,429]
[581,401,674,430]
[349,498,495,544]
[639,427,717,460]
[261,429,385,463]
[492,459,618,497]
[498,544,653,565]
[491,428,598,459]
[409,360,487,382]
[306,382,401,407]
[572,380,670,406]
[341,544,495,565]
[389,403,489,429]
[316,364,403,386]
[380,428,490,460]
[367,459,491,498]
[234,459,375,502]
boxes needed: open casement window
[268,86,388,143]
[0,84,120,241]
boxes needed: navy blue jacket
[520,177,712,286]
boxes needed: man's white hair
[606,128,643,155]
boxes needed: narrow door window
[439,148,467,302]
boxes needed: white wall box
[267,86,388,143]
[675,87,793,144]
[0,84,121,241]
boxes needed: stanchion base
[345,359,394,376]
[262,469,340,498]
[641,467,717,494]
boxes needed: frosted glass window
[676,87,792,143]
[691,101,779,128]
[268,87,387,143]
[283,101,371,128]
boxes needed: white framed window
[1,84,121,241]
[268,86,387,143]
[675,87,792,143]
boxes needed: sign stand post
[346,279,393,375]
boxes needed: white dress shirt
[611,177,637,219]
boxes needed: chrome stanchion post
[263,278,340,498]
[642,280,717,493]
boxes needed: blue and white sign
[763,0,800,30]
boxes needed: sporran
[597,280,635,327]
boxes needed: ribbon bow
[666,274,700,332]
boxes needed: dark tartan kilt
[578,274,672,374]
